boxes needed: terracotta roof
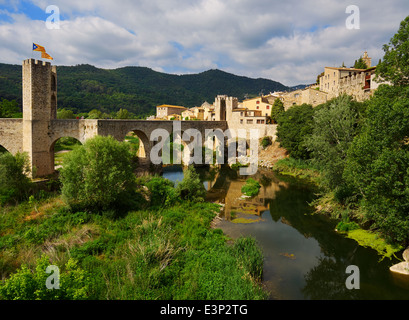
[156,104,187,109]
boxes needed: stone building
[156,104,187,119]
[317,51,385,102]
[281,87,328,109]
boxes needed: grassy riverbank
[0,191,267,300]
[273,158,404,260]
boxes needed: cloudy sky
[0,0,408,86]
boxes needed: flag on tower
[33,43,46,53]
[41,51,53,60]
[33,43,53,60]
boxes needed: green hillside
[0,62,288,117]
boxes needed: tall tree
[270,98,284,124]
[375,15,409,86]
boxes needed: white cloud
[0,0,408,85]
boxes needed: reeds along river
[162,165,409,300]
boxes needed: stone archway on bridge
[122,129,151,166]
[49,136,82,171]
[0,144,10,154]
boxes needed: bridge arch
[0,137,20,156]
[0,144,10,154]
[125,129,151,159]
[50,136,82,171]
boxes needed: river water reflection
[162,165,409,300]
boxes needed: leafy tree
[276,103,314,160]
[344,85,409,244]
[270,98,284,124]
[59,135,137,212]
[375,15,409,86]
[176,165,206,202]
[305,95,364,192]
[0,152,32,204]
[57,108,76,119]
[353,57,368,69]
[115,108,132,119]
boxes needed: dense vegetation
[0,63,288,118]
[274,15,409,248]
[0,136,267,300]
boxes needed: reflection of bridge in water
[202,167,289,221]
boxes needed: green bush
[145,176,177,208]
[176,166,206,202]
[0,256,91,300]
[261,136,272,149]
[59,135,137,212]
[241,178,261,197]
[0,152,32,205]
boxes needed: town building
[156,105,187,119]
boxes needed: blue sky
[0,0,408,86]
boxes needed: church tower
[362,51,372,68]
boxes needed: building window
[266,105,270,109]
[240,119,243,124]
[247,119,253,124]
[256,106,259,109]
[256,101,260,104]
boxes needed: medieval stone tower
[22,58,57,177]
[214,95,238,121]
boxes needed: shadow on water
[162,165,409,300]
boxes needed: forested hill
[0,62,289,117]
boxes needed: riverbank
[0,185,268,300]
[271,157,404,261]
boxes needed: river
[162,164,409,300]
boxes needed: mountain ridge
[0,62,289,117]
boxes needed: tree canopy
[376,15,409,86]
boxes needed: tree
[116,108,132,119]
[270,98,284,124]
[59,135,137,212]
[305,95,364,193]
[176,165,206,202]
[0,152,32,204]
[57,108,76,119]
[276,103,314,160]
[344,85,409,244]
[375,15,409,86]
[354,57,368,69]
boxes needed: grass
[241,178,261,197]
[273,157,321,183]
[0,192,267,300]
[343,229,403,261]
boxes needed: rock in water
[403,247,409,262]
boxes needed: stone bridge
[0,59,236,177]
